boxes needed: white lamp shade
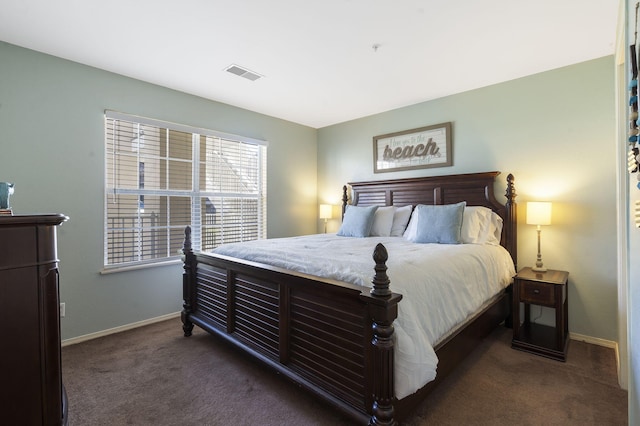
[319,204,332,220]
[526,202,552,226]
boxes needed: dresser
[0,214,69,425]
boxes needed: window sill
[100,258,182,275]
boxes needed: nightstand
[511,267,569,361]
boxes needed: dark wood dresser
[0,214,69,425]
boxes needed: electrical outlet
[60,302,65,318]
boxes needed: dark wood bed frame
[181,171,517,425]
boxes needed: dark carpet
[62,318,627,425]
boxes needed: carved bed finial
[505,173,516,202]
[342,185,349,219]
[371,243,391,297]
[183,225,192,254]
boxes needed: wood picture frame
[373,122,452,173]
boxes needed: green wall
[318,56,617,342]
[0,41,318,340]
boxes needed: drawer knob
[533,289,540,294]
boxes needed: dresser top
[0,214,68,227]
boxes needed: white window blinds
[104,111,267,269]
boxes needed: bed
[181,171,517,425]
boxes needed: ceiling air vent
[225,64,262,81]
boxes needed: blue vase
[0,182,15,210]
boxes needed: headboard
[341,171,518,268]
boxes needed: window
[104,111,267,269]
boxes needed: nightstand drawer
[519,280,554,306]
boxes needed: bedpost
[181,226,195,337]
[504,174,517,269]
[371,243,391,297]
[342,185,349,220]
[367,243,402,426]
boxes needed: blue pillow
[337,205,378,237]
[410,202,466,244]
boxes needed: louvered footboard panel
[195,264,228,328]
[233,274,280,359]
[289,289,368,411]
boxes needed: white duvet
[212,234,515,399]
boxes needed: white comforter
[212,234,515,399]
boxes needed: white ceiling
[0,0,619,129]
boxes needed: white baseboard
[570,332,618,349]
[61,311,181,347]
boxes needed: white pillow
[403,208,419,240]
[460,206,504,245]
[370,206,396,236]
[390,205,413,236]
[486,212,503,245]
[460,206,493,244]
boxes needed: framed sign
[373,122,452,173]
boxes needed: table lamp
[319,204,332,233]
[526,201,552,272]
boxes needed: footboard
[181,227,402,425]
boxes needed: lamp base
[531,266,547,272]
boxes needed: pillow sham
[485,212,503,245]
[409,202,466,244]
[390,205,413,237]
[337,205,378,238]
[403,207,419,240]
[460,206,493,244]
[370,206,396,237]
